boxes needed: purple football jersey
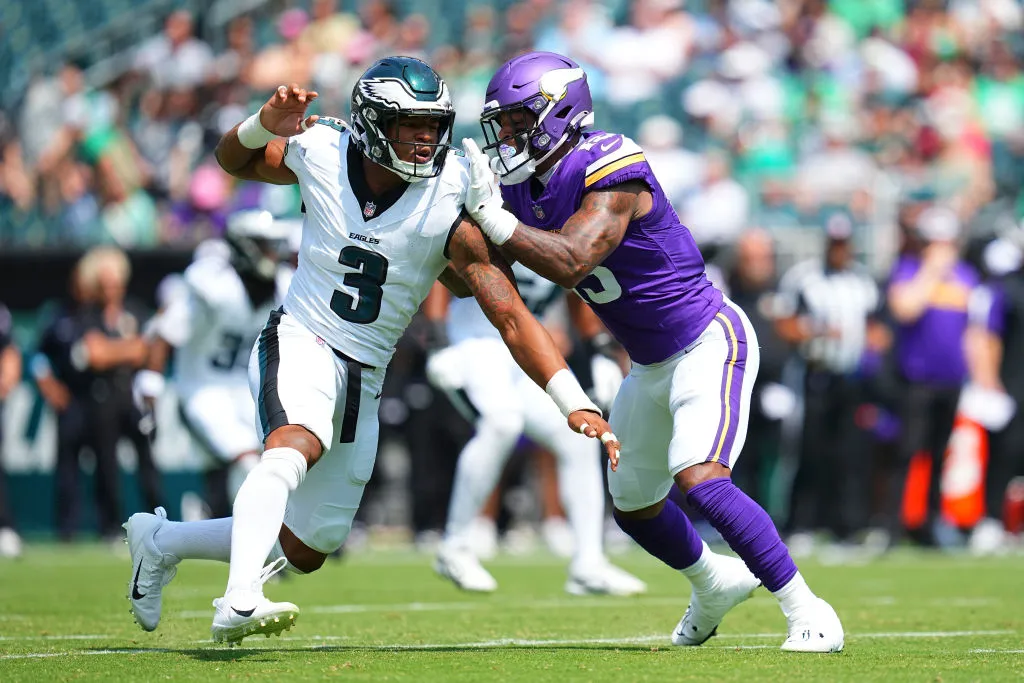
[501,130,722,364]
[889,255,980,386]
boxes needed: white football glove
[462,138,518,245]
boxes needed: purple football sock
[687,477,797,592]
[613,498,704,570]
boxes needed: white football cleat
[468,517,499,561]
[541,517,575,559]
[565,560,647,596]
[969,518,1008,556]
[123,507,177,632]
[671,554,761,646]
[435,547,498,592]
[780,597,844,653]
[211,558,299,645]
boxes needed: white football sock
[443,416,520,552]
[225,447,307,607]
[154,517,233,563]
[154,518,293,569]
[550,428,605,568]
[678,541,716,591]
[772,572,817,619]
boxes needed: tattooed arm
[448,214,566,389]
[447,212,623,465]
[496,182,647,289]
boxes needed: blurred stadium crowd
[1,0,1024,560]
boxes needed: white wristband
[478,206,518,246]
[134,369,166,399]
[545,368,602,418]
[237,111,276,149]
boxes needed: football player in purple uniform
[461,51,843,652]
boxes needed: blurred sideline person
[32,254,152,541]
[886,206,979,546]
[775,216,882,548]
[461,51,843,652]
[83,247,164,523]
[965,234,1024,552]
[725,230,792,508]
[0,302,23,557]
[138,210,291,516]
[426,265,645,595]
[122,59,619,645]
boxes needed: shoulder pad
[576,134,646,189]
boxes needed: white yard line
[169,594,991,619]
[0,634,111,642]
[1,649,172,660]
[177,596,697,619]
[0,630,1016,659]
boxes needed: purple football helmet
[480,51,594,185]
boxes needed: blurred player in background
[0,301,22,557]
[122,57,619,645]
[461,51,843,652]
[426,264,645,595]
[137,209,292,517]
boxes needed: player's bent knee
[613,499,665,521]
[266,424,324,468]
[479,412,526,446]
[674,462,731,493]
[279,526,329,573]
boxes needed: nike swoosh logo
[232,607,256,618]
[131,562,146,600]
[374,390,383,399]
[599,141,617,152]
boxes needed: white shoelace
[257,557,288,587]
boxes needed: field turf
[0,544,1021,681]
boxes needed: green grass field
[0,544,1021,681]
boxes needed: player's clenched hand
[568,410,621,471]
[461,138,518,245]
[259,84,319,138]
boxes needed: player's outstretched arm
[448,214,622,467]
[461,138,641,289]
[215,84,320,185]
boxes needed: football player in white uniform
[136,210,291,514]
[426,265,646,595]
[122,57,621,645]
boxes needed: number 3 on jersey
[576,266,622,305]
[331,246,389,324]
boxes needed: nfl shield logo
[532,204,545,220]
[363,201,376,218]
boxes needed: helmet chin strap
[386,143,438,183]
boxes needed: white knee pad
[257,447,307,492]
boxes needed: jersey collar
[347,141,409,223]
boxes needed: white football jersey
[282,120,467,367]
[447,263,564,345]
[155,249,282,397]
